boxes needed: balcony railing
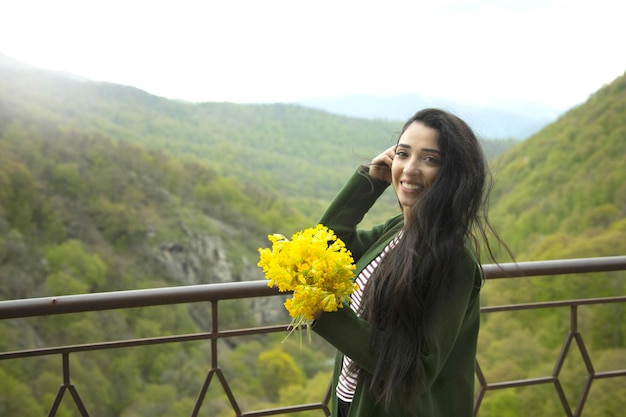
[1,256,625,417]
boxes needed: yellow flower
[258,224,357,342]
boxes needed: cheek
[390,163,401,184]
[427,168,442,184]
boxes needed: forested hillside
[0,99,337,415]
[0,57,394,202]
[0,54,515,225]
[477,72,626,417]
[0,55,624,417]
[490,72,626,261]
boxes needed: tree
[0,367,45,416]
[45,239,107,293]
[257,349,304,402]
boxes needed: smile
[401,181,423,191]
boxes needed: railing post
[571,305,594,417]
[47,353,90,417]
[191,300,243,417]
[212,300,219,369]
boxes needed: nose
[403,157,421,175]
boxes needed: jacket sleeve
[312,305,378,373]
[318,166,393,262]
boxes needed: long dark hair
[360,108,500,407]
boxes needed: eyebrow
[397,143,442,155]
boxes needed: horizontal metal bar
[483,376,555,389]
[0,324,291,361]
[1,256,625,320]
[594,369,626,379]
[482,369,626,391]
[482,256,626,278]
[0,280,281,319]
[241,403,326,417]
[481,295,626,313]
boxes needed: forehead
[398,121,440,149]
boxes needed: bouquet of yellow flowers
[257,224,357,342]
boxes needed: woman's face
[391,121,442,217]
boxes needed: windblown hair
[359,108,501,407]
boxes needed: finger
[371,156,390,169]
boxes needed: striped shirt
[336,234,401,403]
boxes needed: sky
[1,0,624,111]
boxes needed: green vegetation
[490,73,626,261]
[0,60,624,416]
[477,71,626,417]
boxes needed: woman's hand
[369,146,396,184]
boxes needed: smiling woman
[310,108,510,417]
[389,121,442,218]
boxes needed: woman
[312,108,502,416]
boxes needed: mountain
[0,51,86,81]
[296,93,566,140]
[0,53,398,208]
[489,70,626,261]
[0,123,334,415]
[2,50,623,261]
[473,72,626,417]
[0,52,561,142]
[2,52,509,227]
[2,51,622,257]
[0,53,353,416]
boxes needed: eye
[424,155,441,165]
[395,149,408,158]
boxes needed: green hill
[0,59,396,199]
[482,71,626,313]
[476,72,626,417]
[1,75,340,415]
[490,71,626,261]
[0,56,514,226]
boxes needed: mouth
[400,181,424,192]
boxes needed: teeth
[402,182,421,190]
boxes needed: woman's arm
[312,306,377,373]
[318,166,391,261]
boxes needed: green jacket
[312,166,482,417]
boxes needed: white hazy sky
[1,0,624,110]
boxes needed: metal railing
[476,257,626,417]
[1,256,625,417]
